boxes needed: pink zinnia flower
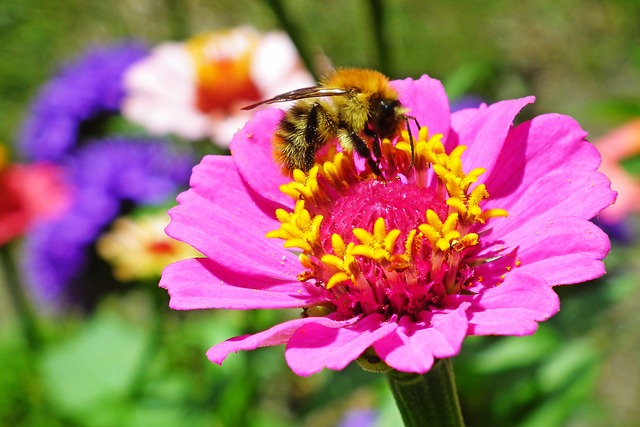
[160,74,615,376]
[122,26,314,145]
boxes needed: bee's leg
[406,124,415,168]
[303,141,317,172]
[303,103,322,171]
[372,135,382,160]
[345,130,382,177]
[363,127,383,161]
[405,116,421,169]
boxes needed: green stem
[164,0,190,40]
[0,244,40,352]
[368,0,391,75]
[264,0,318,79]
[129,287,166,399]
[386,358,465,427]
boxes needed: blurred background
[1,1,640,426]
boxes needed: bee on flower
[160,71,615,376]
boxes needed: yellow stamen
[266,125,511,301]
[453,233,479,251]
[477,208,509,223]
[331,233,347,257]
[266,201,322,253]
[352,218,402,262]
[322,240,361,289]
[326,272,351,289]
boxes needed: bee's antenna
[405,115,421,168]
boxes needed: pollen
[266,125,510,318]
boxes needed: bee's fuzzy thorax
[323,68,397,99]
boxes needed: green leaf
[443,63,492,101]
[536,338,599,394]
[39,313,146,418]
[467,327,559,373]
[520,357,600,427]
[620,155,640,176]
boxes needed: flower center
[187,30,261,113]
[320,178,448,251]
[267,127,509,319]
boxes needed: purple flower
[22,138,192,308]
[18,42,148,162]
[338,409,378,427]
[451,96,485,112]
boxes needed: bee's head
[369,96,406,138]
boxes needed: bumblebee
[243,68,416,176]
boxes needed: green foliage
[39,313,146,419]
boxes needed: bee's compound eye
[371,98,401,137]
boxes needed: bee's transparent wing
[242,87,349,110]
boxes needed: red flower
[0,160,70,245]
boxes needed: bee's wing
[242,86,350,110]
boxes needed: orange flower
[593,120,640,223]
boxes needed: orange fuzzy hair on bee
[322,68,399,98]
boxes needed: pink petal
[483,113,605,205]
[450,104,487,136]
[487,169,615,238]
[373,306,469,374]
[229,109,293,206]
[457,97,535,178]
[167,155,299,280]
[207,316,357,366]
[285,313,397,376]
[392,75,451,142]
[473,166,613,287]
[121,44,211,140]
[457,270,560,336]
[186,152,284,213]
[160,258,326,310]
[508,217,610,285]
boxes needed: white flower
[122,27,315,146]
